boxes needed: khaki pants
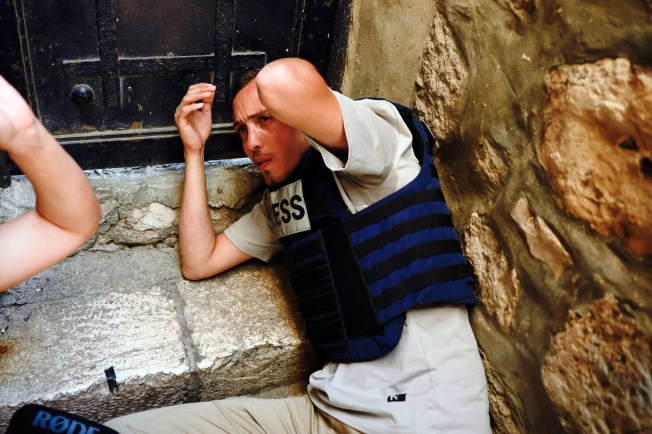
[104,395,363,434]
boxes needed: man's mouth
[254,156,271,171]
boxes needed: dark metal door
[0,0,349,185]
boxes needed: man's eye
[236,125,246,134]
[259,115,271,122]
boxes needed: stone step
[0,248,318,429]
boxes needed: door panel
[0,0,349,185]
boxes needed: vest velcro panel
[287,241,348,347]
[286,224,379,348]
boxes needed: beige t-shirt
[224,92,489,433]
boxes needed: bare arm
[0,75,102,291]
[255,58,348,158]
[175,83,252,280]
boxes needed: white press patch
[264,180,311,238]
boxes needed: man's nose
[244,127,262,152]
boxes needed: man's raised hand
[174,83,216,154]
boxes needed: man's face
[233,81,308,187]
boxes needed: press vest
[263,100,477,362]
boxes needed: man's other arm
[0,75,102,291]
[175,83,252,280]
[255,58,348,159]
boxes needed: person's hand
[0,75,40,153]
[174,83,216,154]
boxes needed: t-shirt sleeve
[309,91,411,188]
[224,201,282,262]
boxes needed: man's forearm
[178,150,218,279]
[8,122,101,238]
[256,58,347,153]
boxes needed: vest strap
[373,264,473,311]
[353,213,454,258]
[344,188,445,233]
[363,239,463,284]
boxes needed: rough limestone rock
[128,202,177,231]
[414,5,469,142]
[541,293,652,433]
[88,162,262,249]
[540,58,652,257]
[471,139,508,194]
[464,213,521,333]
[510,197,572,280]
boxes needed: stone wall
[343,0,652,432]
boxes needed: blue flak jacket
[268,100,477,362]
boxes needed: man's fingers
[176,83,215,108]
[174,103,206,128]
[175,102,204,119]
[186,82,215,92]
[174,83,215,125]
[176,92,214,119]
[183,84,216,102]
[181,90,214,105]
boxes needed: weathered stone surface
[0,159,309,429]
[0,177,34,220]
[90,161,261,248]
[540,58,652,256]
[472,138,508,193]
[129,202,177,231]
[464,213,521,333]
[541,293,652,433]
[204,161,262,210]
[414,5,469,142]
[0,281,189,425]
[495,0,533,24]
[98,202,178,247]
[1,161,263,251]
[0,247,316,428]
[178,261,320,400]
[510,197,572,280]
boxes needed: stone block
[0,248,316,429]
[541,293,652,433]
[510,197,572,280]
[540,58,652,256]
[415,5,469,142]
[464,213,521,333]
[0,281,188,426]
[177,261,320,401]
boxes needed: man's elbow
[82,201,103,240]
[179,252,212,280]
[180,263,208,281]
[256,58,316,105]
[71,201,102,247]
